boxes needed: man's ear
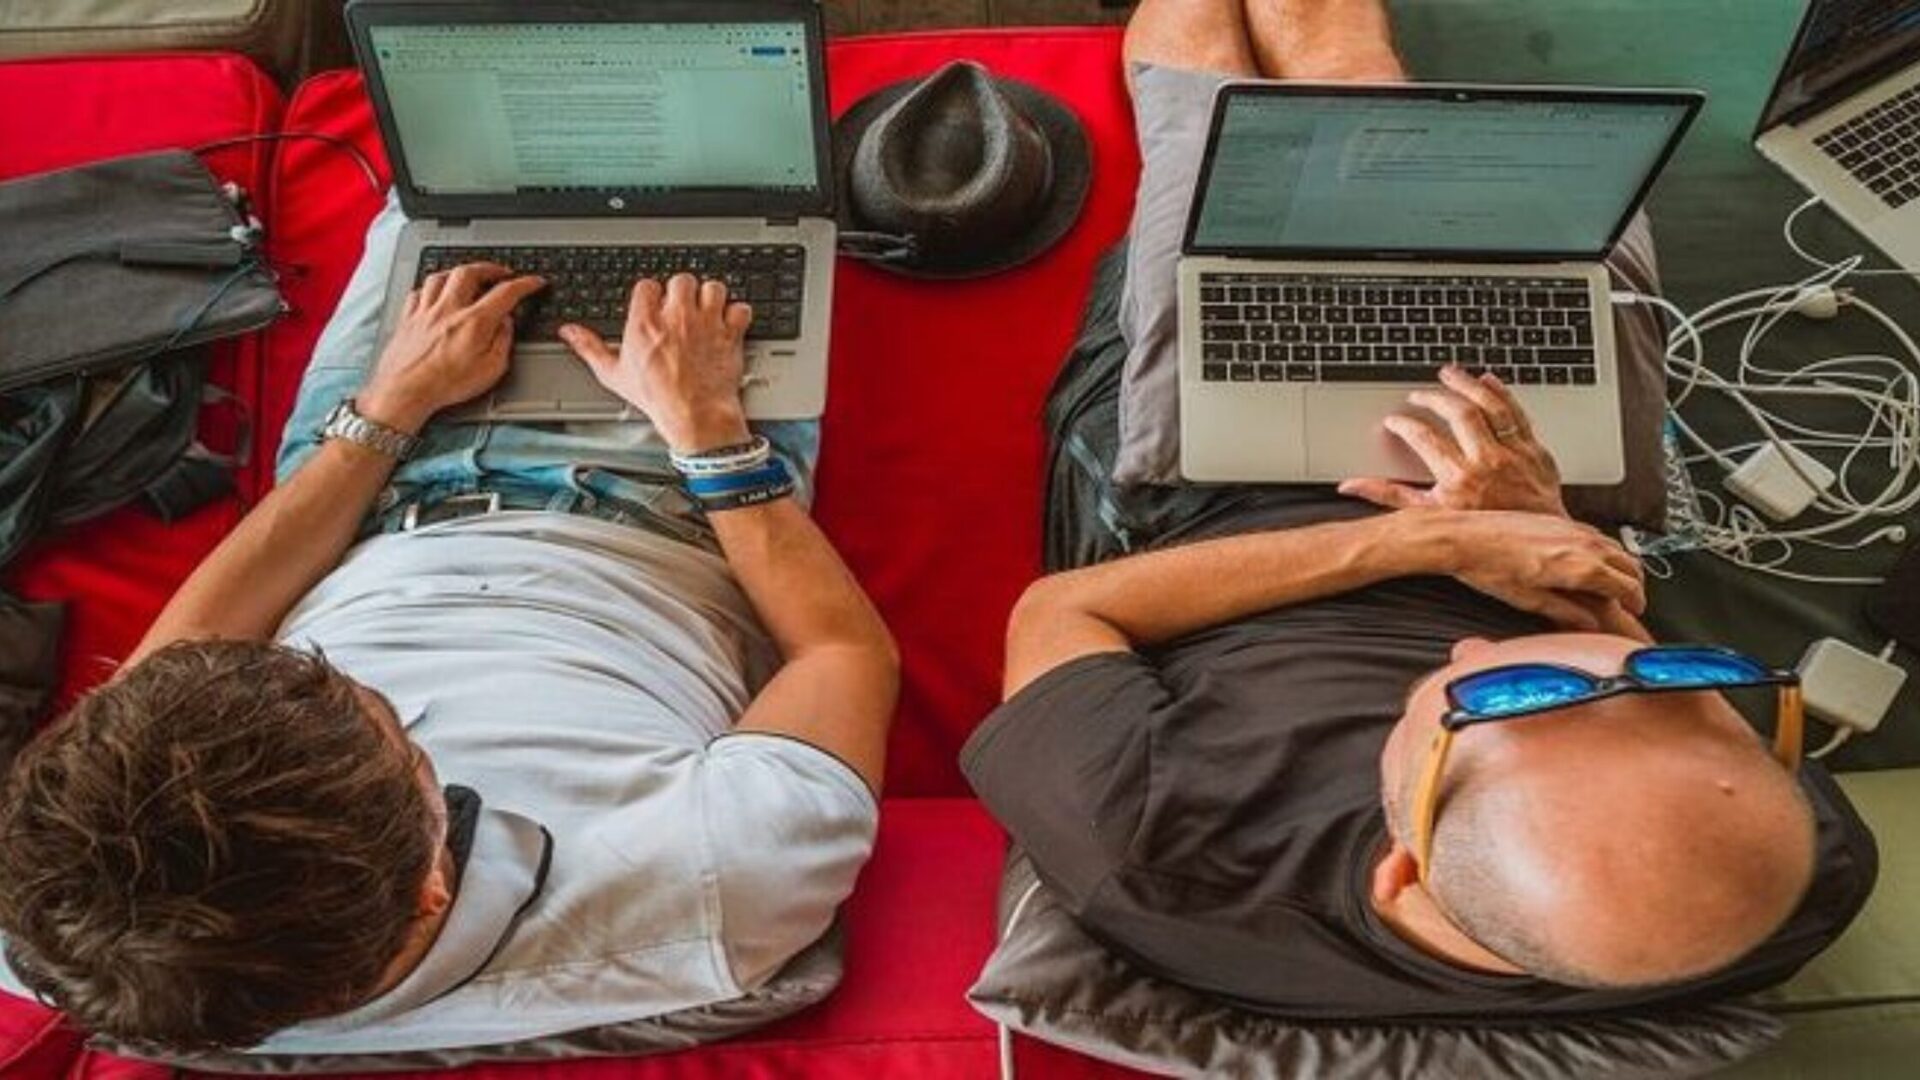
[1449,636,1493,664]
[418,857,454,919]
[1371,840,1422,909]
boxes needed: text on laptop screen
[1190,92,1693,257]
[367,22,817,196]
[1760,0,1920,131]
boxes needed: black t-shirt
[962,543,1879,1021]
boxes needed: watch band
[320,399,421,462]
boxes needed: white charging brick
[1796,638,1908,733]
[1725,443,1837,522]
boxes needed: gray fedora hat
[834,60,1091,279]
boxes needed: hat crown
[849,61,1053,259]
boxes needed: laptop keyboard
[1813,85,1920,207]
[413,244,807,340]
[1197,273,1597,386]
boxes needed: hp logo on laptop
[608,196,627,210]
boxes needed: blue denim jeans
[277,194,821,549]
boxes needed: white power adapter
[1796,638,1908,734]
[1725,442,1836,522]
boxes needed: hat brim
[832,72,1092,280]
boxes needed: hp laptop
[1177,82,1702,484]
[346,0,836,421]
[1756,0,1920,269]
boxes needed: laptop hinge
[765,215,800,227]
[436,217,471,229]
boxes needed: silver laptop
[346,0,836,422]
[1756,0,1920,270]
[1176,82,1701,484]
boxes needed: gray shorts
[1113,63,1664,492]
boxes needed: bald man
[961,0,1876,1018]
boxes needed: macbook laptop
[346,0,836,421]
[1176,82,1702,484]
[1756,0,1920,269]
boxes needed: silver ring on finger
[1492,423,1522,443]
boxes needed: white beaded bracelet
[670,435,772,476]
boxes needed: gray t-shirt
[251,511,878,1054]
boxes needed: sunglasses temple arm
[1775,684,1805,770]
[1410,727,1456,886]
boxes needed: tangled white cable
[1616,195,1920,585]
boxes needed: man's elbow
[1006,575,1081,658]
[824,622,901,685]
[871,626,903,684]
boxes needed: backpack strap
[141,442,237,523]
[141,376,250,524]
[0,380,83,570]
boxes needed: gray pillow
[99,924,846,1074]
[970,854,1783,1080]
[1112,63,1673,531]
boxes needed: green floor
[1397,0,1920,770]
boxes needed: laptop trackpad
[478,349,627,418]
[1303,389,1433,482]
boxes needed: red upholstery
[0,28,1154,1080]
[252,68,393,495]
[816,29,1142,799]
[1,53,282,712]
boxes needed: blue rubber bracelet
[684,460,790,498]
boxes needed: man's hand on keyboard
[558,273,754,452]
[359,262,547,432]
[1338,365,1568,518]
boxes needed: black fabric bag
[0,347,242,568]
[0,149,282,391]
[0,596,63,770]
[0,149,281,749]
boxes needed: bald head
[1381,634,1816,989]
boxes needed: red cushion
[252,69,395,498]
[814,28,1142,797]
[0,52,283,711]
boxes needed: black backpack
[0,149,283,748]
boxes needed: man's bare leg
[1244,0,1406,81]
[1123,0,1260,77]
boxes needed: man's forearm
[709,499,891,660]
[710,497,898,791]
[128,438,399,666]
[1004,511,1449,695]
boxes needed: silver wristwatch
[320,399,421,461]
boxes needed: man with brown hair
[0,204,898,1054]
[0,644,443,1049]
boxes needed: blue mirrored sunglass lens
[1629,648,1769,687]
[1452,665,1599,717]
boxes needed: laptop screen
[1758,0,1920,132]
[1185,86,1699,260]
[365,20,820,200]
